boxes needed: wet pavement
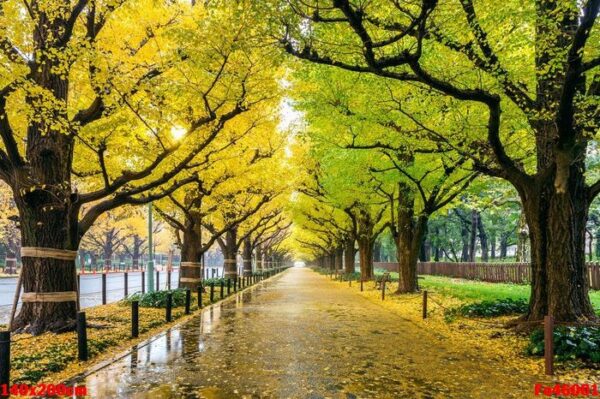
[77,267,540,398]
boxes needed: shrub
[446,298,529,319]
[527,326,600,363]
[122,288,187,308]
[203,277,226,286]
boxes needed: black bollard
[360,278,363,292]
[124,272,128,298]
[185,289,191,315]
[197,285,203,308]
[141,271,146,294]
[131,301,139,338]
[166,293,173,322]
[77,311,88,361]
[210,283,214,303]
[220,280,224,299]
[233,278,237,292]
[0,331,9,388]
[102,273,107,305]
[422,291,428,319]
[227,279,231,295]
[156,271,160,291]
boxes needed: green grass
[417,275,600,312]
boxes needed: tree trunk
[222,229,239,279]
[373,241,381,262]
[256,246,263,271]
[11,9,83,333]
[499,234,508,259]
[179,223,203,290]
[335,246,343,274]
[477,212,489,261]
[595,228,600,260]
[419,222,430,262]
[242,238,253,277]
[396,216,427,294]
[587,229,593,262]
[344,238,355,274]
[12,204,79,334]
[103,235,113,271]
[521,160,595,321]
[357,238,373,280]
[516,210,529,262]
[394,184,426,293]
[469,210,477,262]
[460,217,470,262]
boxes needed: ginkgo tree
[0,0,279,334]
[155,102,285,288]
[280,0,600,322]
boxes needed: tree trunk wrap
[14,247,79,333]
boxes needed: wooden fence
[373,261,600,290]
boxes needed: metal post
[166,293,173,322]
[198,284,203,308]
[210,283,214,303]
[147,202,155,292]
[544,315,554,376]
[77,312,88,361]
[156,271,160,291]
[124,272,128,298]
[185,289,191,314]
[227,279,231,296]
[141,271,145,294]
[381,279,385,301]
[102,273,107,305]
[167,270,171,290]
[131,301,139,338]
[422,291,428,319]
[0,331,10,388]
[220,280,224,299]
[233,278,237,292]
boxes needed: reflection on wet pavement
[79,267,539,398]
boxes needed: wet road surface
[78,267,539,398]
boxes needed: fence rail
[373,261,600,290]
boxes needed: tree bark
[344,238,355,274]
[394,184,427,293]
[242,238,253,277]
[335,246,343,274]
[477,212,488,261]
[373,240,382,262]
[521,152,595,321]
[222,229,239,279]
[469,210,477,262]
[516,210,529,262]
[179,222,203,290]
[357,237,374,280]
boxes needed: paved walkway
[78,267,540,398]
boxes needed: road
[0,270,180,324]
[76,267,541,398]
